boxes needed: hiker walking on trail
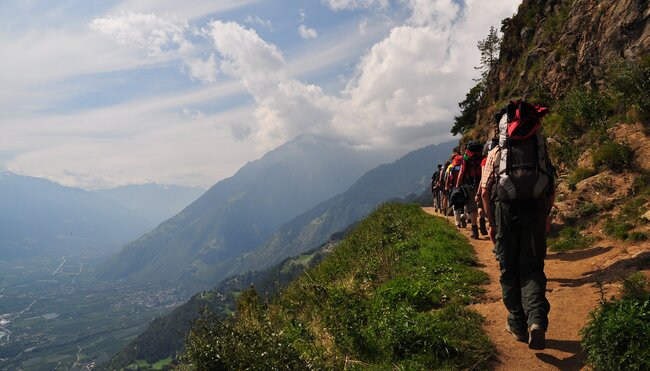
[455,141,485,239]
[431,164,443,212]
[440,160,451,215]
[445,153,467,228]
[480,101,556,350]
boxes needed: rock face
[488,0,649,108]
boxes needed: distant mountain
[95,184,204,229]
[213,140,456,278]
[0,172,148,259]
[99,135,386,291]
[206,141,450,278]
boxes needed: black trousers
[495,199,550,333]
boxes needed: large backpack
[431,170,441,192]
[496,101,552,202]
[462,141,484,187]
[448,155,463,188]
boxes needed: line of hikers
[431,140,490,239]
[431,100,556,351]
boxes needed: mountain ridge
[99,135,387,291]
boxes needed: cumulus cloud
[196,0,518,151]
[298,24,318,39]
[90,12,219,83]
[89,12,191,57]
[205,21,336,149]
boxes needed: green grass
[603,218,634,240]
[129,357,173,370]
[179,204,493,370]
[592,141,635,173]
[548,227,595,252]
[581,273,650,370]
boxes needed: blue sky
[0,0,521,189]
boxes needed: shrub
[633,172,650,196]
[607,54,650,121]
[620,197,647,222]
[547,88,613,141]
[603,218,634,240]
[592,141,634,172]
[581,273,650,371]
[577,202,600,218]
[622,272,650,300]
[548,227,594,252]
[627,232,648,243]
[567,167,597,190]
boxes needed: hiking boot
[506,323,528,343]
[461,216,467,228]
[479,217,488,236]
[528,324,545,350]
[471,225,479,239]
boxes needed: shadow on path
[547,246,613,262]
[548,251,650,288]
[535,339,586,371]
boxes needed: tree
[475,26,501,84]
[451,82,484,136]
[451,27,501,136]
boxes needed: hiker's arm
[482,186,495,227]
[482,185,496,243]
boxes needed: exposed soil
[422,207,650,371]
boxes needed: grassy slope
[180,204,494,370]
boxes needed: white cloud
[358,18,369,34]
[90,12,224,84]
[3,0,522,188]
[184,53,218,83]
[244,15,273,31]
[298,24,318,39]
[89,12,191,57]
[323,0,389,11]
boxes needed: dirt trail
[422,207,649,371]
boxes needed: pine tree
[475,25,501,84]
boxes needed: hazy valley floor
[423,207,649,371]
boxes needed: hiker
[480,101,556,350]
[455,141,485,239]
[446,152,465,225]
[431,164,443,212]
[439,160,451,215]
[475,136,499,237]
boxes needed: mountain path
[422,207,649,371]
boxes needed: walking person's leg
[517,199,550,349]
[496,202,529,341]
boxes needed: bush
[581,273,650,371]
[546,88,613,141]
[627,232,648,243]
[548,227,594,252]
[592,141,634,172]
[603,218,634,240]
[577,202,600,218]
[567,167,597,190]
[633,172,650,196]
[608,55,650,121]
